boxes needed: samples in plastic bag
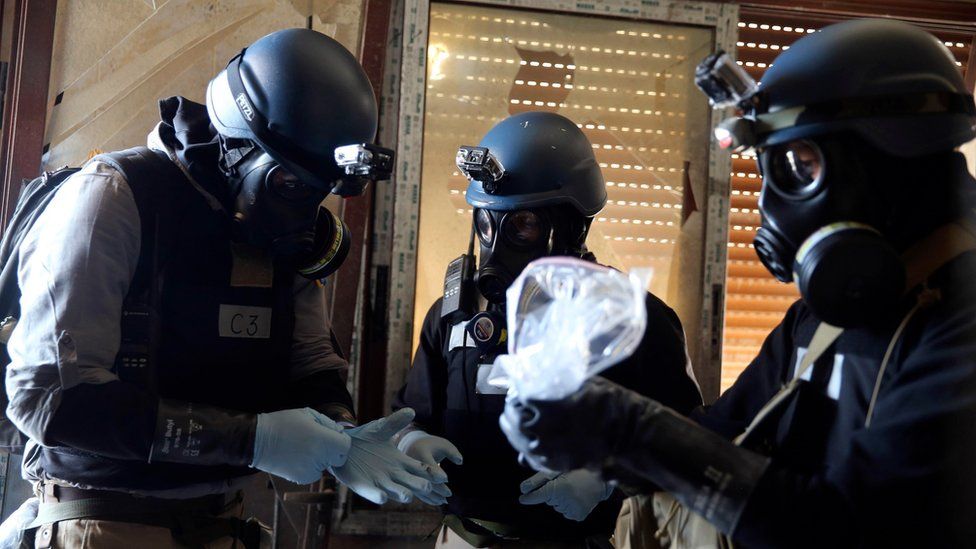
[491,257,652,401]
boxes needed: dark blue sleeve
[392,299,449,433]
[601,293,703,416]
[732,297,976,548]
[691,299,806,439]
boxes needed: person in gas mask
[3,29,441,547]
[392,112,703,548]
[500,18,976,549]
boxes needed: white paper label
[476,362,507,395]
[218,305,272,339]
[448,321,477,351]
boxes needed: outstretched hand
[330,408,446,504]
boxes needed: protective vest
[439,311,624,540]
[34,155,295,493]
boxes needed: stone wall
[43,0,366,170]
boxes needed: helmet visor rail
[710,90,976,153]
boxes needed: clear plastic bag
[490,257,652,401]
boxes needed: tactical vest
[33,152,295,493]
[435,312,624,541]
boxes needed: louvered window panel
[722,10,973,392]
[412,3,714,361]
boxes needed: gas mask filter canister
[296,207,352,280]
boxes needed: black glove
[500,378,770,535]
[150,399,256,466]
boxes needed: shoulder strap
[862,220,976,427]
[735,220,976,446]
[732,323,841,446]
[0,168,81,329]
[94,147,183,299]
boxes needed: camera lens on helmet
[765,140,825,198]
[503,210,547,247]
[476,208,494,246]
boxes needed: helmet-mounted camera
[695,50,759,110]
[456,146,506,194]
[332,143,395,197]
[695,50,764,152]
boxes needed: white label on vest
[448,321,477,351]
[219,305,272,339]
[476,362,508,395]
[794,348,844,401]
[826,354,844,400]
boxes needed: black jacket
[395,291,702,541]
[695,250,976,548]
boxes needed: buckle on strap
[41,483,58,504]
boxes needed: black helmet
[458,112,606,303]
[700,19,976,157]
[206,28,378,190]
[461,112,606,215]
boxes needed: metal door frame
[338,0,737,536]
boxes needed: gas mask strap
[467,215,476,257]
[739,220,976,446]
[863,220,976,427]
[901,220,976,291]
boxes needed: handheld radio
[441,221,477,323]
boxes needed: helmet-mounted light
[714,117,759,152]
[456,146,506,194]
[332,143,395,197]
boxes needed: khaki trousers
[433,524,590,549]
[34,499,258,549]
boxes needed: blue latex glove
[397,430,463,506]
[251,408,352,484]
[329,408,445,504]
[519,469,614,521]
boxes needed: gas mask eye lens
[475,209,494,245]
[766,140,824,198]
[503,210,544,246]
[268,165,317,202]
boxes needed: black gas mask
[754,136,905,327]
[695,28,976,327]
[474,208,553,303]
[220,143,351,280]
